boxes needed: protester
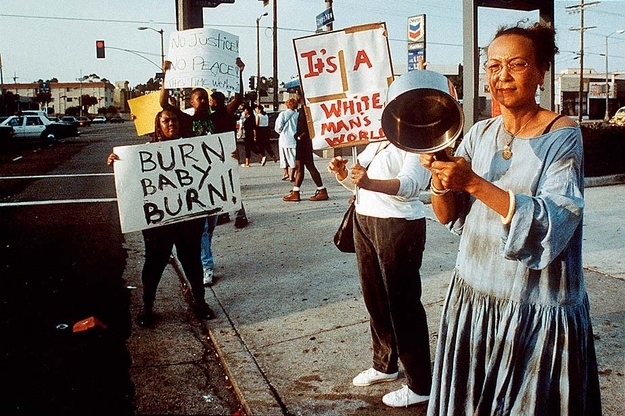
[106,109,215,326]
[420,22,602,415]
[240,105,264,167]
[254,104,278,164]
[274,97,299,182]
[283,91,329,202]
[327,141,432,408]
[159,57,248,285]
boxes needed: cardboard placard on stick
[293,23,394,150]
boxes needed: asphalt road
[0,123,241,415]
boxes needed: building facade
[0,80,116,116]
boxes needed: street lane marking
[0,198,117,207]
[0,173,114,180]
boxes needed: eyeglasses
[484,60,530,75]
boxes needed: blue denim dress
[428,117,602,415]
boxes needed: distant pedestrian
[283,90,328,202]
[274,97,298,181]
[255,104,278,164]
[240,105,265,167]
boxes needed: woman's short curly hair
[285,97,298,110]
[490,22,558,71]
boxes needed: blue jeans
[201,215,219,270]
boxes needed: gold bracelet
[430,183,450,196]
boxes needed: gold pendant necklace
[502,109,538,160]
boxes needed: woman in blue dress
[421,22,602,415]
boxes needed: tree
[81,95,99,113]
[80,74,101,82]
[133,77,161,95]
[0,90,20,116]
[33,92,52,111]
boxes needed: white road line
[0,198,117,207]
[0,173,114,180]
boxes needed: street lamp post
[604,29,625,121]
[256,12,268,101]
[138,27,165,67]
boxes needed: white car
[1,114,78,143]
[92,116,107,124]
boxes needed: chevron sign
[407,15,425,43]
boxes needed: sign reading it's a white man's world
[112,132,241,233]
[293,22,394,150]
[164,28,240,94]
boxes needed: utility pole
[325,0,333,31]
[272,0,278,111]
[567,0,599,123]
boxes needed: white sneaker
[261,156,267,166]
[203,268,214,286]
[352,368,398,387]
[382,384,429,408]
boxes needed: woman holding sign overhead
[107,109,216,327]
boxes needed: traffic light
[96,40,106,59]
[249,76,255,90]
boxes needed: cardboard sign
[128,91,162,137]
[293,23,394,150]
[113,132,241,233]
[164,28,240,93]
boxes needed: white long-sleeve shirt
[338,142,431,220]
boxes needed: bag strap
[363,141,391,169]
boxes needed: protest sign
[127,91,162,137]
[293,22,394,150]
[113,132,241,233]
[164,28,240,94]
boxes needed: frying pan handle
[433,149,450,162]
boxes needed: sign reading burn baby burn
[165,28,240,93]
[293,23,394,150]
[113,133,241,233]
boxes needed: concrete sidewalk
[130,159,625,415]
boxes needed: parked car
[92,116,107,124]
[609,106,625,126]
[61,116,79,126]
[77,116,92,127]
[109,115,124,123]
[1,114,78,143]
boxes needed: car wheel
[42,131,58,144]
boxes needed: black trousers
[354,213,432,395]
[141,218,206,309]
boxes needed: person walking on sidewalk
[254,104,279,164]
[274,97,299,182]
[106,109,216,326]
[240,105,264,167]
[328,141,432,408]
[420,23,601,415]
[283,90,329,202]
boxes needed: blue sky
[1,0,624,88]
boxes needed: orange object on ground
[72,316,107,333]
